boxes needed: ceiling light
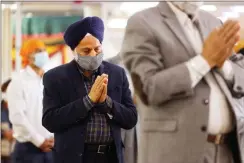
[231,6,244,13]
[26,12,33,18]
[10,4,17,10]
[200,5,217,12]
[1,4,17,10]
[1,4,6,9]
[107,18,127,29]
[120,2,159,16]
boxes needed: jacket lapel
[164,18,194,57]
[158,2,195,57]
[195,13,210,42]
[67,60,86,98]
[99,62,110,75]
[98,62,114,91]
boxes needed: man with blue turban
[42,16,137,163]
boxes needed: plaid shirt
[77,65,113,144]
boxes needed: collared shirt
[168,2,234,134]
[76,64,113,143]
[6,66,53,147]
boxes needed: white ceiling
[106,2,244,20]
[102,2,244,59]
[2,2,243,37]
[104,2,244,38]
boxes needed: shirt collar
[167,2,192,25]
[75,62,100,78]
[26,66,40,78]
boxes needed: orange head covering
[20,39,46,67]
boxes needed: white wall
[103,28,125,60]
[43,52,62,71]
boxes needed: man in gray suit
[121,1,244,163]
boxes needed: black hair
[238,48,244,56]
[1,79,12,93]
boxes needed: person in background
[7,39,54,163]
[106,54,138,163]
[238,48,244,56]
[1,79,13,163]
[42,16,137,163]
[121,1,244,163]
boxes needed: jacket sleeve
[121,14,194,106]
[42,73,90,133]
[228,54,244,98]
[110,69,137,130]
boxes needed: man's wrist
[31,135,45,148]
[191,55,211,75]
[83,95,95,111]
[88,94,96,103]
[202,54,215,68]
[105,96,113,109]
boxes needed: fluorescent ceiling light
[1,3,17,10]
[200,5,217,12]
[25,12,33,18]
[107,18,127,29]
[231,6,244,13]
[10,4,17,10]
[120,2,159,16]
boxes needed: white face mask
[33,51,50,68]
[172,1,204,15]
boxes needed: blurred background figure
[235,40,244,56]
[239,48,244,55]
[6,39,54,163]
[1,79,14,163]
[121,1,243,163]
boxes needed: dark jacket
[1,100,12,138]
[238,48,244,56]
[42,60,137,163]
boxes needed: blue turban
[64,16,104,50]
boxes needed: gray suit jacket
[121,2,244,163]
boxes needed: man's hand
[98,77,108,103]
[88,74,108,103]
[202,20,240,68]
[39,138,54,152]
[3,130,14,142]
[216,20,240,67]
